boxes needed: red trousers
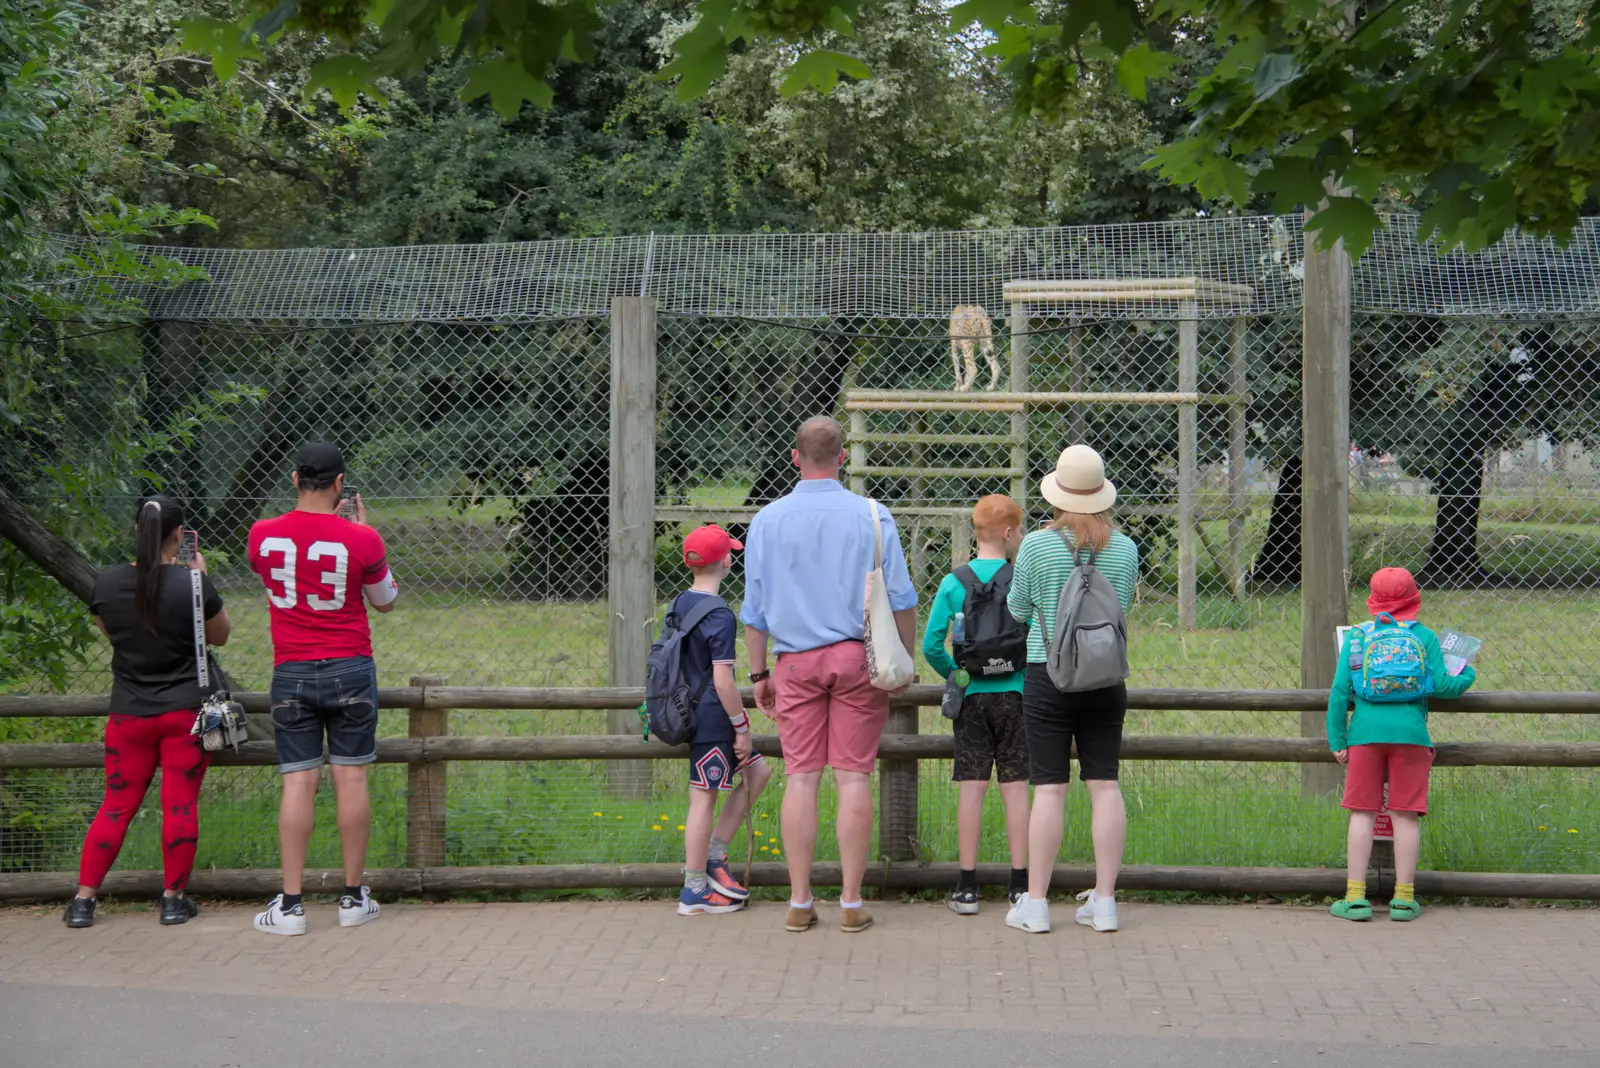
[78,711,211,892]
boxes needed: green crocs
[1331,898,1373,921]
[1389,898,1423,922]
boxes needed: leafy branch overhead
[187,0,1600,256]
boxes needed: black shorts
[1021,664,1126,785]
[951,691,1029,783]
[270,656,380,775]
[689,741,736,792]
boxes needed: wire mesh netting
[6,213,1600,881]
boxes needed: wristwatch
[749,669,772,683]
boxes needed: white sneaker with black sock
[1075,889,1118,932]
[253,894,307,937]
[339,886,381,928]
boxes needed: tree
[189,0,1600,254]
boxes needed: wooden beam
[846,390,1249,408]
[1004,278,1256,304]
[1300,215,1353,796]
[1009,300,1030,501]
[608,295,657,798]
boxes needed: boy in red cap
[1327,566,1477,922]
[673,526,772,915]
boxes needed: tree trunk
[0,485,97,604]
[1421,447,1487,586]
[1250,454,1302,588]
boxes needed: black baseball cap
[295,441,346,481]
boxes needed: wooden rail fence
[3,684,1599,902]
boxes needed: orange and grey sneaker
[706,858,749,901]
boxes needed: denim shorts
[270,656,380,774]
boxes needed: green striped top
[1006,527,1140,664]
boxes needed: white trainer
[339,886,381,928]
[253,894,307,937]
[1005,892,1051,933]
[1075,889,1118,932]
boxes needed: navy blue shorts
[270,656,380,774]
[689,741,736,792]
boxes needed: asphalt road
[1,983,1589,1068]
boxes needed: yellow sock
[1394,883,1415,904]
[1346,879,1367,902]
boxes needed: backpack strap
[670,594,729,709]
[953,564,980,593]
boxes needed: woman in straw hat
[1002,444,1139,935]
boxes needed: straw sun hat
[1040,444,1117,514]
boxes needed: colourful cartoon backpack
[1347,613,1434,703]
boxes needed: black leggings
[1020,664,1126,784]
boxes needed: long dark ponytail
[134,495,184,633]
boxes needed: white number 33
[259,537,349,611]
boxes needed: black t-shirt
[671,591,739,745]
[90,563,225,717]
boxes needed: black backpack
[953,563,1028,678]
[643,594,727,746]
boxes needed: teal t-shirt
[922,557,1026,695]
[1326,619,1478,750]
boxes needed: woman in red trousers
[65,495,231,928]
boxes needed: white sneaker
[1005,892,1051,933]
[253,894,307,937]
[1075,889,1118,932]
[338,886,381,928]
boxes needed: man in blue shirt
[742,416,917,935]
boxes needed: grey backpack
[1042,535,1129,692]
[643,594,728,746]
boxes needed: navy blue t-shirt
[671,590,739,745]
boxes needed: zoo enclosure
[6,214,1600,879]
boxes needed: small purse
[187,569,248,752]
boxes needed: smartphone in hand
[178,529,199,564]
[338,486,359,521]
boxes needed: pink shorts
[773,641,890,774]
[1342,743,1434,815]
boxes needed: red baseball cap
[1366,566,1421,621]
[683,525,742,567]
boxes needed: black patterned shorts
[951,691,1029,783]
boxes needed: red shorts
[773,641,889,774]
[1342,743,1434,815]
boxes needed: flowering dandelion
[677,824,685,831]
[1539,825,1548,831]
[651,824,662,831]
[769,837,778,844]
[593,812,604,818]
[660,813,670,820]
[1570,829,1580,834]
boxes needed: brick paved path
[2,900,1596,1050]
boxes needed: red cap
[683,525,742,568]
[1366,566,1421,621]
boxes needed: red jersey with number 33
[248,510,392,665]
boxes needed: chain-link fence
[5,214,1600,882]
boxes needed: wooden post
[406,674,448,870]
[1301,222,1351,796]
[878,703,920,862]
[848,409,867,495]
[1228,316,1249,602]
[1008,302,1030,503]
[950,513,973,569]
[1177,300,1199,630]
[608,296,657,799]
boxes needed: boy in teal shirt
[1328,567,1477,922]
[923,495,1030,914]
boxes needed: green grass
[9,489,1600,879]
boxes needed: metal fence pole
[608,296,657,799]
[405,674,448,870]
[1177,299,1200,630]
[1300,225,1351,796]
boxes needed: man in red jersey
[247,442,399,936]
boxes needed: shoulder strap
[953,564,980,592]
[189,569,210,691]
[867,497,885,570]
[1052,528,1095,569]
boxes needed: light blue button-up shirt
[740,479,918,655]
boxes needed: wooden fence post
[1300,220,1351,796]
[406,674,448,870]
[608,296,657,799]
[878,703,920,862]
[1008,301,1030,504]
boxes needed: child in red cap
[1327,566,1477,921]
[672,526,772,915]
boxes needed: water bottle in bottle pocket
[941,669,969,720]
